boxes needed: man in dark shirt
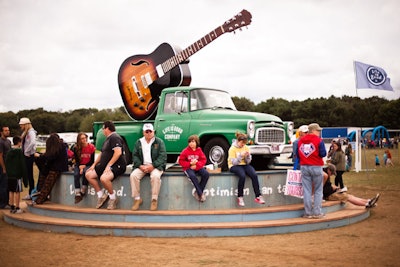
[85,121,126,210]
[0,126,11,209]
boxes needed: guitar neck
[159,26,225,74]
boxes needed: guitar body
[118,42,191,120]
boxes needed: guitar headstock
[222,9,252,33]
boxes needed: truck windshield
[191,89,237,111]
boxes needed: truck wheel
[203,137,229,171]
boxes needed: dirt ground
[0,148,399,267]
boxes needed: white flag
[354,61,393,91]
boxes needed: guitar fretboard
[160,26,225,74]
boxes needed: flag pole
[353,60,359,98]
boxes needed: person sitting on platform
[323,163,379,208]
[85,121,127,210]
[33,133,69,205]
[178,135,209,202]
[130,123,167,211]
[71,132,95,204]
[228,132,265,207]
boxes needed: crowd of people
[294,123,382,219]
[0,118,390,217]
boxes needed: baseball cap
[299,125,309,133]
[308,123,322,132]
[143,123,154,132]
[19,117,31,125]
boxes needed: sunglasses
[145,130,153,133]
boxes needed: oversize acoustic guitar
[118,9,252,120]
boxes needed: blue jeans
[301,165,323,216]
[230,164,261,198]
[0,169,9,208]
[184,168,209,197]
[74,165,89,191]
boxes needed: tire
[203,137,230,171]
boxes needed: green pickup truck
[93,86,293,170]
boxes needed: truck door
[155,91,192,154]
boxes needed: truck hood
[192,108,284,124]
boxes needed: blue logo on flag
[366,66,386,86]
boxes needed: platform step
[23,201,344,223]
[2,202,370,237]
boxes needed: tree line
[0,95,399,136]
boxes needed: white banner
[284,170,303,198]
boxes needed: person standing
[178,135,209,202]
[298,123,327,219]
[130,123,167,211]
[19,118,37,199]
[0,126,12,209]
[375,154,380,167]
[330,140,347,191]
[6,136,27,213]
[345,143,353,171]
[71,132,95,204]
[292,125,309,170]
[33,133,68,204]
[85,121,126,210]
[228,132,265,207]
[385,149,394,167]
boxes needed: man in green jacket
[130,123,167,211]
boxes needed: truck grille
[255,128,285,144]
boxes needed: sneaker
[95,194,109,209]
[237,197,245,207]
[339,186,348,193]
[254,195,265,204]
[107,197,118,210]
[312,213,326,219]
[74,194,83,204]
[14,208,23,214]
[22,194,31,200]
[200,194,206,202]
[150,199,158,211]
[131,198,143,211]
[366,193,380,209]
[31,191,41,197]
[302,214,313,219]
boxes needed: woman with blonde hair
[228,132,265,207]
[19,117,37,199]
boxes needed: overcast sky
[0,0,399,113]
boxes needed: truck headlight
[247,120,255,138]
